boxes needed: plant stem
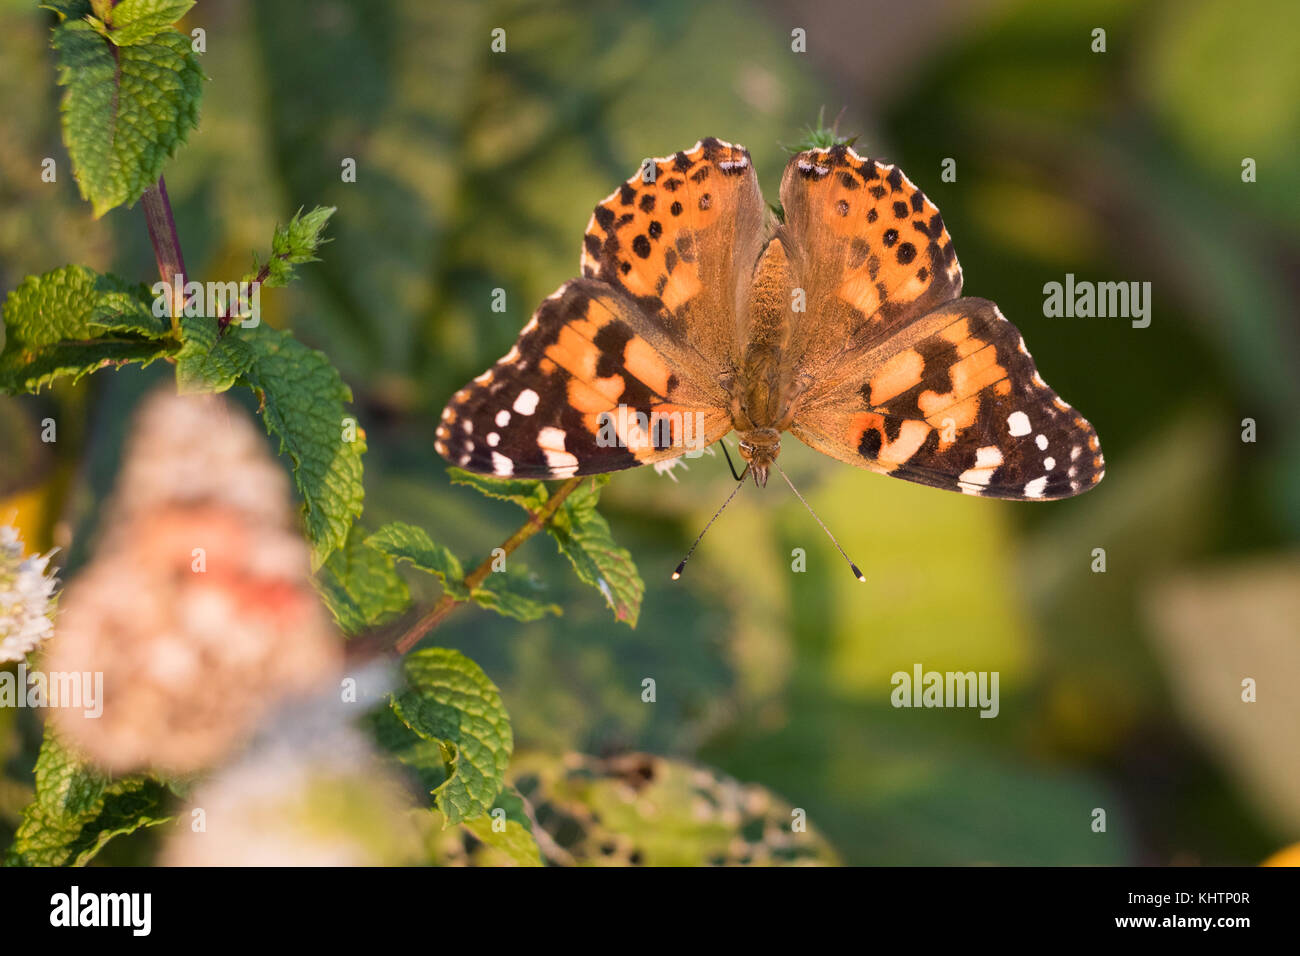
[394,476,585,654]
[139,175,186,336]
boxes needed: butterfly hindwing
[791,297,1104,500]
[436,279,731,479]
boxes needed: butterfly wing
[579,137,767,381]
[777,143,964,382]
[789,296,1104,499]
[778,145,1102,499]
[436,279,732,478]
[440,138,767,478]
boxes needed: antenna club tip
[851,564,865,582]
[671,562,686,581]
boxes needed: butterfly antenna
[773,460,865,582]
[671,467,749,581]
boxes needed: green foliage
[51,8,202,217]
[367,521,469,600]
[0,265,173,393]
[458,788,541,866]
[367,520,562,622]
[88,0,196,49]
[470,565,562,623]
[4,733,172,867]
[315,525,412,637]
[174,313,255,393]
[380,648,514,827]
[544,476,643,626]
[446,469,547,512]
[782,106,858,153]
[242,326,366,570]
[255,205,336,288]
[435,752,840,867]
[449,470,643,626]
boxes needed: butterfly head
[737,429,781,488]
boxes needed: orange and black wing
[436,280,731,478]
[779,145,1102,499]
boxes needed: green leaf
[174,313,254,394]
[4,732,172,867]
[100,0,196,47]
[448,470,642,626]
[365,521,559,622]
[460,788,542,866]
[546,476,643,627]
[387,648,513,826]
[242,326,365,569]
[52,19,202,217]
[366,521,469,600]
[472,565,562,623]
[447,467,548,513]
[501,752,840,867]
[252,206,337,289]
[314,525,411,637]
[0,265,175,394]
[89,284,170,337]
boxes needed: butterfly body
[437,138,1103,503]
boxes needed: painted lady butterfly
[436,138,1103,549]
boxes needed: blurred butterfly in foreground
[436,138,1104,580]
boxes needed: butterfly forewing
[777,144,963,382]
[579,137,766,381]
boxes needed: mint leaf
[366,521,469,600]
[547,476,644,627]
[41,1,92,19]
[4,732,172,867]
[52,19,202,217]
[472,565,561,622]
[366,521,560,622]
[315,525,411,637]
[89,283,169,337]
[388,648,512,826]
[100,0,195,47]
[252,206,336,288]
[0,265,174,394]
[174,313,254,394]
[448,469,642,627]
[448,467,548,512]
[242,327,365,570]
[460,788,542,866]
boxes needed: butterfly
[436,138,1103,528]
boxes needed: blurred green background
[2,0,1298,864]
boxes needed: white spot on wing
[495,409,511,428]
[1035,433,1048,450]
[1024,476,1048,498]
[513,389,539,415]
[491,452,513,476]
[1007,411,1031,437]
